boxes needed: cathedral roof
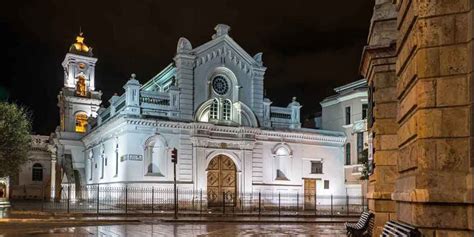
[69,33,93,57]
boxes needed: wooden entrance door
[304,179,316,210]
[207,155,237,207]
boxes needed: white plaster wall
[86,123,194,190]
[257,142,345,197]
[17,151,51,186]
[13,150,51,199]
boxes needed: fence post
[192,189,195,211]
[177,188,179,217]
[362,195,365,212]
[41,185,44,212]
[330,194,333,216]
[96,184,100,215]
[240,193,243,214]
[314,193,317,216]
[151,187,154,214]
[125,185,128,214]
[67,185,70,214]
[278,192,281,217]
[258,192,261,217]
[200,189,202,216]
[222,192,226,215]
[346,195,349,215]
[296,192,299,213]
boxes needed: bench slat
[346,211,374,236]
[381,221,420,237]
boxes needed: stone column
[392,0,474,235]
[360,0,398,235]
[50,152,57,201]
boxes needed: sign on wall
[120,154,143,162]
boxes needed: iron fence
[12,184,368,216]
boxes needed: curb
[159,219,358,224]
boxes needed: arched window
[345,143,351,165]
[222,100,231,120]
[32,163,43,181]
[75,113,88,133]
[210,99,219,120]
[275,147,290,180]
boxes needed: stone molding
[84,115,346,147]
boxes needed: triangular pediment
[193,35,262,68]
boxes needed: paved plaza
[0,222,347,236]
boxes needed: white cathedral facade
[49,24,348,206]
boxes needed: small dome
[69,33,93,56]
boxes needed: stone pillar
[262,98,272,128]
[123,73,141,116]
[252,67,266,124]
[360,0,398,235]
[391,0,474,235]
[50,151,57,201]
[174,37,195,121]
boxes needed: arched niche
[143,135,168,176]
[271,143,293,181]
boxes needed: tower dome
[69,32,93,56]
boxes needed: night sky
[0,1,373,134]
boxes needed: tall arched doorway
[207,155,237,207]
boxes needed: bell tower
[57,33,102,133]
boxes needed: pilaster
[174,37,196,121]
[360,0,399,235]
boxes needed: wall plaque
[121,154,143,162]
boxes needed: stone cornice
[320,91,368,107]
[84,116,346,147]
[360,42,397,79]
[63,95,102,105]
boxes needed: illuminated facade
[50,25,350,206]
[320,79,368,197]
[51,33,101,199]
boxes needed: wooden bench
[381,221,421,237]
[345,211,374,237]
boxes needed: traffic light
[171,148,178,163]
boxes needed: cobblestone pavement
[1,223,347,236]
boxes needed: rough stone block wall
[360,1,399,235]
[362,0,474,235]
[392,0,474,235]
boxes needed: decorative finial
[212,24,231,39]
[292,96,297,102]
[177,37,192,53]
[69,31,92,56]
[131,73,136,79]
